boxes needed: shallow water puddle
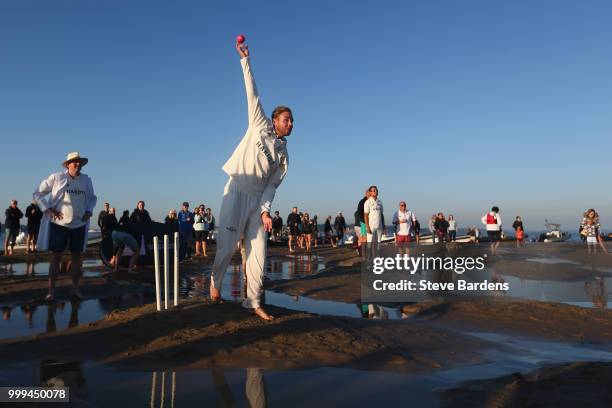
[525,257,581,265]
[0,294,151,340]
[0,360,445,407]
[0,259,104,278]
[493,273,611,308]
[2,339,611,408]
[181,256,327,302]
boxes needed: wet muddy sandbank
[266,243,612,304]
[0,299,499,374]
[405,298,612,344]
[266,243,612,343]
[440,361,612,408]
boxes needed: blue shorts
[360,222,367,237]
[49,223,86,253]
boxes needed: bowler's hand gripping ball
[236,34,246,44]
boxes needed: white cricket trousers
[211,178,267,309]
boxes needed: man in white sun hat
[33,152,97,301]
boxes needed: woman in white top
[193,206,207,257]
[448,215,457,242]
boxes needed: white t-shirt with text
[53,175,88,229]
[364,197,384,230]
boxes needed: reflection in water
[181,257,326,302]
[366,304,388,320]
[27,261,36,276]
[149,368,267,408]
[585,277,608,309]
[2,306,11,320]
[211,368,235,407]
[231,263,245,301]
[0,259,103,277]
[0,295,151,340]
[44,302,81,333]
[246,368,267,408]
[150,371,177,408]
[39,359,88,403]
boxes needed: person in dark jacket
[130,201,152,232]
[271,211,283,242]
[119,210,130,227]
[413,218,421,244]
[97,202,110,234]
[433,213,450,244]
[355,189,369,255]
[165,209,180,233]
[512,216,524,233]
[286,207,302,253]
[4,200,23,256]
[101,207,118,233]
[25,200,43,253]
[334,212,347,244]
[324,216,337,247]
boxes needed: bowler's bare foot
[210,286,221,303]
[254,307,274,321]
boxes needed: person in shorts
[25,200,43,253]
[204,207,215,247]
[364,185,385,258]
[355,189,369,255]
[392,201,415,255]
[481,206,502,255]
[33,152,97,301]
[287,207,301,253]
[4,200,23,256]
[193,205,207,257]
[584,219,599,254]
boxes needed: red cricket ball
[236,34,246,44]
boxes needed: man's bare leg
[71,253,83,298]
[47,252,63,300]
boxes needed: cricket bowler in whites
[210,39,293,320]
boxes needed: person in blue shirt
[178,201,194,258]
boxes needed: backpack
[486,213,497,224]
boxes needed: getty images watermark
[361,245,509,302]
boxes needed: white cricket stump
[153,236,161,312]
[164,235,169,310]
[174,232,179,307]
[154,234,180,311]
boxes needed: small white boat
[538,220,571,242]
[417,234,473,244]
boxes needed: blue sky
[1,0,611,231]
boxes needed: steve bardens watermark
[372,279,509,292]
[372,254,487,274]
